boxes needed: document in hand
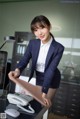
[9,75,46,106]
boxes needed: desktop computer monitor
[0,51,7,95]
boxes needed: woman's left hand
[42,93,52,107]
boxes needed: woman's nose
[38,30,42,35]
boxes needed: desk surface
[0,96,45,119]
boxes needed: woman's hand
[8,68,20,79]
[42,93,52,107]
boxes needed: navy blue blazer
[16,37,64,93]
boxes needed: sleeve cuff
[42,87,49,94]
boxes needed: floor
[48,113,71,119]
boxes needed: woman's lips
[39,35,44,39]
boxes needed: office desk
[0,96,47,119]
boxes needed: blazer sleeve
[42,45,64,94]
[16,40,32,73]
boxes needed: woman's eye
[34,27,45,32]
[34,29,37,32]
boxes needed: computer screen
[0,51,7,95]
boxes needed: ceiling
[0,0,47,3]
[0,0,80,4]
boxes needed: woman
[8,15,64,107]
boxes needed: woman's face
[33,24,51,43]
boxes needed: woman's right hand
[42,92,52,107]
[8,68,20,79]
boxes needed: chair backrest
[0,51,8,90]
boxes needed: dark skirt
[36,68,61,89]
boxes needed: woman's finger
[42,98,51,107]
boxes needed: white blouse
[36,37,53,72]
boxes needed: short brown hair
[31,15,51,33]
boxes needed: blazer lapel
[45,40,55,69]
[33,40,40,66]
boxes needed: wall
[0,1,80,60]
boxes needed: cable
[17,104,35,114]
